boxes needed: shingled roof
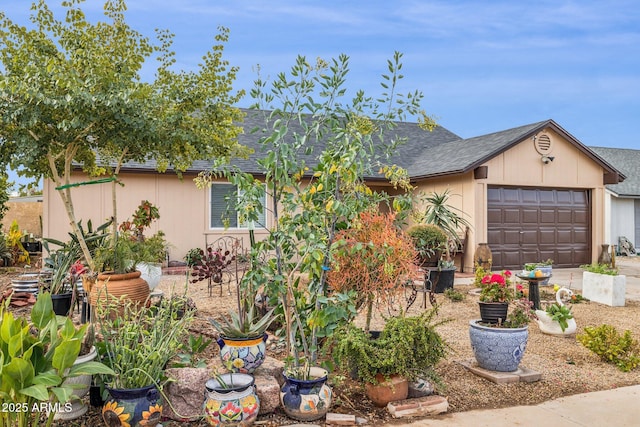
[115,109,625,183]
[589,147,640,197]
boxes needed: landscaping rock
[387,395,448,418]
[254,372,280,414]
[408,378,434,398]
[163,367,211,421]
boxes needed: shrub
[406,224,448,258]
[580,263,618,275]
[444,287,465,302]
[577,324,640,372]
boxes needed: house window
[209,183,266,229]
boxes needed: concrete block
[459,359,542,384]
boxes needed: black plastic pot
[51,293,73,316]
[427,268,456,293]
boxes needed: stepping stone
[459,359,542,384]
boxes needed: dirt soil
[2,258,640,426]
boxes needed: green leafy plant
[581,263,619,275]
[94,295,195,389]
[545,303,574,332]
[502,298,536,328]
[209,306,277,339]
[184,248,204,267]
[171,335,213,369]
[578,324,640,372]
[417,189,472,260]
[406,224,448,262]
[444,287,465,302]
[329,308,448,385]
[0,293,114,427]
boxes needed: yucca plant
[209,305,277,339]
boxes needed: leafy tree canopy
[0,0,248,268]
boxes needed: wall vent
[534,133,553,154]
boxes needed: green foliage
[417,189,472,259]
[443,287,465,302]
[209,306,277,339]
[196,52,433,371]
[0,170,9,224]
[545,303,574,332]
[503,298,536,328]
[578,324,640,372]
[95,296,195,389]
[581,263,619,275]
[171,335,213,369]
[329,308,448,385]
[406,224,448,259]
[0,293,114,427]
[0,2,245,270]
[184,248,204,267]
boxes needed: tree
[0,170,10,225]
[197,53,436,370]
[0,0,246,270]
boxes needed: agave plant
[209,305,277,339]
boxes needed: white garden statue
[535,287,577,336]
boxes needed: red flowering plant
[478,270,524,303]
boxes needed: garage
[487,186,591,270]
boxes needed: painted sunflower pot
[102,384,162,427]
[204,373,260,426]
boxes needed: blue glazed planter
[469,319,528,372]
[103,384,162,427]
[280,367,332,421]
[217,333,268,374]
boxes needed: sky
[3,0,639,190]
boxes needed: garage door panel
[540,210,556,223]
[557,210,573,223]
[539,230,556,244]
[488,186,590,269]
[504,209,520,223]
[522,209,538,223]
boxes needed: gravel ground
[2,257,640,425]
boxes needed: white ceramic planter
[582,271,626,307]
[137,262,163,290]
[54,346,97,420]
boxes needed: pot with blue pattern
[217,333,268,374]
[469,319,528,372]
[280,367,332,421]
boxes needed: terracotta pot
[364,374,408,407]
[89,271,149,311]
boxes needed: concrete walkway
[395,384,640,426]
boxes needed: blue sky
[3,0,639,189]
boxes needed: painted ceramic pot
[102,384,162,427]
[469,319,528,372]
[280,367,332,421]
[217,334,268,374]
[204,373,259,426]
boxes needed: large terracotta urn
[89,271,149,310]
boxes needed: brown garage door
[487,186,591,270]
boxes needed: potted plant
[329,308,448,407]
[203,372,260,426]
[417,189,472,262]
[407,224,448,267]
[476,268,524,323]
[469,297,536,372]
[427,259,457,294]
[191,242,277,374]
[535,286,576,336]
[328,211,420,332]
[581,263,626,307]
[94,295,195,427]
[0,293,114,427]
[41,240,76,315]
